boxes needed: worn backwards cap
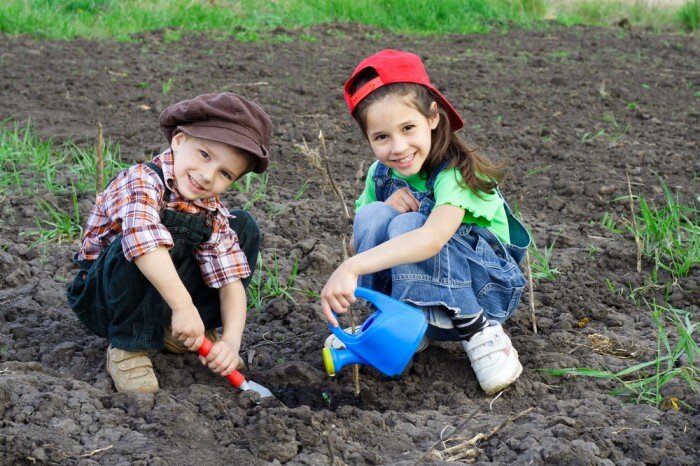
[159,92,272,173]
[343,49,464,131]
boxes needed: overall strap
[144,162,172,200]
[373,162,392,184]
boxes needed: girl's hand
[385,187,419,213]
[198,339,239,376]
[171,306,205,351]
[321,261,359,327]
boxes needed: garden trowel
[198,336,274,398]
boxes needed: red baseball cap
[343,49,464,131]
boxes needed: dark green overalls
[66,163,259,351]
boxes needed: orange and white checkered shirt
[78,149,250,288]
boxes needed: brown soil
[1,23,698,465]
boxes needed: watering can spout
[323,288,428,377]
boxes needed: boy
[67,92,272,394]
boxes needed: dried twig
[437,407,534,462]
[413,407,481,465]
[626,169,642,273]
[96,122,104,195]
[524,247,538,334]
[319,131,350,220]
[79,445,113,458]
[319,129,360,396]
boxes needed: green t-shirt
[355,161,511,243]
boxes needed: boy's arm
[198,279,247,376]
[133,246,205,349]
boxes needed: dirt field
[0,23,698,465]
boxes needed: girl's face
[364,95,439,177]
[171,132,252,201]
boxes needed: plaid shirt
[78,149,250,288]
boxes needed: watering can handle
[325,287,401,334]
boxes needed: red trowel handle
[197,336,245,388]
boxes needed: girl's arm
[321,204,464,326]
[198,279,246,376]
[134,247,205,349]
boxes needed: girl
[320,50,531,395]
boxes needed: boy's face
[171,132,253,201]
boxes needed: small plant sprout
[294,179,310,200]
[162,78,174,95]
[601,112,629,143]
[626,102,638,110]
[528,232,560,282]
[321,391,332,408]
[601,212,624,234]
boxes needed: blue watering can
[322,287,428,377]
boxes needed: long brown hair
[350,69,502,195]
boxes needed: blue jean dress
[353,162,530,341]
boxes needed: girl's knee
[353,202,398,236]
[387,212,427,238]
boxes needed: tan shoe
[106,345,159,394]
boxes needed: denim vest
[372,162,530,265]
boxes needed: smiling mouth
[188,174,205,191]
[391,153,415,166]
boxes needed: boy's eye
[199,150,210,159]
[221,170,232,180]
[374,134,387,141]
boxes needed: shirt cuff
[121,224,174,261]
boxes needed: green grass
[550,0,698,32]
[30,191,83,244]
[232,172,270,210]
[601,182,699,282]
[247,251,317,311]
[540,300,699,409]
[633,183,700,280]
[1,0,696,41]
[0,0,548,40]
[0,121,128,196]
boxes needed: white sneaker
[462,320,522,395]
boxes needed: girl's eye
[374,134,387,141]
[403,125,415,132]
[199,150,210,160]
[221,171,232,180]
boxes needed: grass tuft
[540,301,699,409]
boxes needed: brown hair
[350,69,502,196]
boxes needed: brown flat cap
[159,92,272,173]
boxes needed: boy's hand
[385,187,419,213]
[198,339,239,376]
[321,260,358,327]
[170,306,205,351]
